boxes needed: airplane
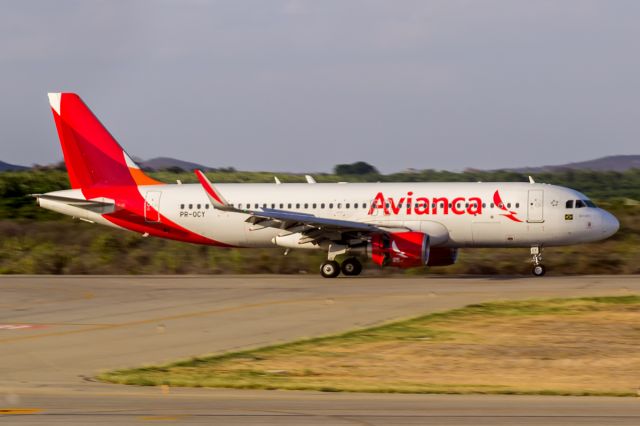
[35,93,620,278]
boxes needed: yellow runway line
[0,408,41,415]
[138,415,188,421]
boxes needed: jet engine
[369,232,430,268]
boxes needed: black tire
[532,264,546,277]
[341,258,363,276]
[320,260,341,278]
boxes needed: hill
[138,157,217,172]
[508,155,640,173]
[0,160,27,171]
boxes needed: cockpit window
[568,199,596,208]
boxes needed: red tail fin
[48,93,161,189]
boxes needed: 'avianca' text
[368,192,482,216]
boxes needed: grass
[99,295,640,396]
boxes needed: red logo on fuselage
[367,192,482,216]
[367,190,523,222]
[492,190,523,223]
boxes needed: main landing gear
[320,257,363,278]
[341,257,363,276]
[530,246,546,277]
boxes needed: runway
[1,275,640,425]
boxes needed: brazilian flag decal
[565,214,574,221]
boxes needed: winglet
[195,170,232,210]
[528,175,535,184]
[305,175,316,184]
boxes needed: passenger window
[271,203,275,209]
[197,204,201,209]
[279,203,283,208]
[205,204,209,209]
[346,203,350,209]
[288,203,292,209]
[304,203,308,209]
[296,203,300,209]
[188,204,193,210]
[515,203,519,208]
[354,203,358,208]
[575,200,586,208]
[490,203,494,208]
[329,203,334,209]
[255,203,259,209]
[566,200,574,209]
[180,204,184,209]
[482,203,486,208]
[337,203,342,209]
[507,203,511,209]
[313,203,317,209]
[321,203,325,209]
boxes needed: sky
[0,0,639,173]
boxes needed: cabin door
[527,190,544,223]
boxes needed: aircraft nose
[600,210,620,238]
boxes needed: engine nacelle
[370,232,430,269]
[426,247,458,266]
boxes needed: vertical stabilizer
[48,93,161,189]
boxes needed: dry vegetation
[100,296,640,396]
[0,168,638,275]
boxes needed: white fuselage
[42,181,619,249]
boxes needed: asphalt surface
[1,274,639,425]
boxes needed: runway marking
[0,292,409,345]
[138,415,188,421]
[0,324,47,330]
[0,408,41,415]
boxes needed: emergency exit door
[527,190,544,223]
[144,191,162,223]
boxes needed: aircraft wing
[244,208,389,246]
[195,170,390,244]
[246,208,380,232]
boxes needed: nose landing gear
[530,246,546,276]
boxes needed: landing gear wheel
[341,258,362,276]
[320,260,341,278]
[532,264,546,277]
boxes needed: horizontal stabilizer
[32,194,116,213]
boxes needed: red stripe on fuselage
[83,185,233,247]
